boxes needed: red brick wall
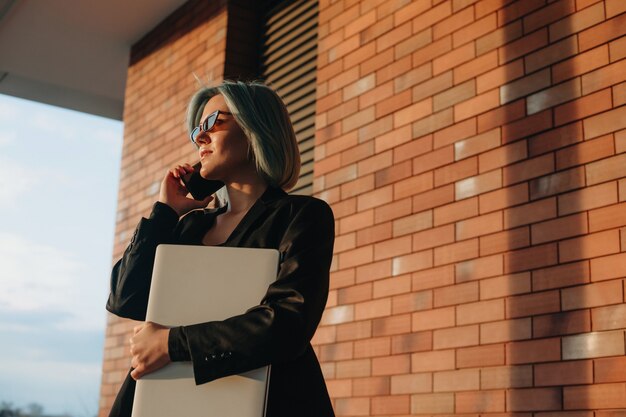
[312,0,626,415]
[100,0,626,415]
[98,1,229,415]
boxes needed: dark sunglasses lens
[202,111,219,132]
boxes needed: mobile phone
[180,161,224,200]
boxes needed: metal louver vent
[260,0,318,195]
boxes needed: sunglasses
[189,110,232,148]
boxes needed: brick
[578,12,626,52]
[434,238,479,265]
[336,320,372,342]
[582,59,626,95]
[457,299,505,325]
[477,59,525,94]
[413,109,454,138]
[390,374,431,394]
[584,106,626,140]
[413,146,454,175]
[411,393,455,414]
[412,71,454,102]
[434,43,476,76]
[387,210,433,241]
[371,395,410,415]
[375,89,412,118]
[500,68,551,104]
[392,250,432,275]
[375,20,412,53]
[373,198,412,227]
[434,369,479,392]
[529,121,583,157]
[480,272,531,299]
[482,365,534,390]
[479,140,527,174]
[496,0,545,25]
[533,260,590,291]
[455,128,501,160]
[412,264,455,291]
[557,133,614,170]
[528,78,582,115]
[558,181,618,215]
[523,0,576,33]
[559,88,614,127]
[411,224,453,252]
[590,252,626,282]
[456,212,503,241]
[390,330,432,354]
[434,80,476,112]
[499,28,548,64]
[355,297,392,321]
[502,109,553,144]
[590,201,626,232]
[559,229,620,263]
[394,0,432,25]
[504,197,556,229]
[457,343,505,368]
[330,268,357,290]
[393,63,432,93]
[507,388,562,411]
[395,28,433,61]
[508,337,561,364]
[476,19,523,55]
[592,303,626,332]
[337,282,373,305]
[526,36,578,74]
[606,0,626,17]
[373,274,411,298]
[433,324,479,349]
[353,376,390,396]
[374,235,412,261]
[335,397,370,415]
[456,390,506,413]
[320,341,354,362]
[534,309,591,338]
[354,336,390,359]
[392,136,431,165]
[433,6,474,39]
[340,174,375,200]
[614,82,626,106]
[413,184,455,213]
[504,243,558,273]
[454,50,499,84]
[454,89,500,122]
[479,183,528,214]
[595,356,626,383]
[531,212,587,244]
[339,244,374,269]
[549,2,605,41]
[552,45,610,83]
[562,280,623,311]
[372,354,410,376]
[412,0,452,33]
[564,382,626,409]
[411,36,453,69]
[481,318,531,344]
[477,99,526,133]
[321,305,355,326]
[530,167,586,201]
[411,349,455,372]
[507,289,561,319]
[456,169,503,200]
[563,330,626,360]
[609,34,626,62]
[435,157,478,187]
[392,283,432,313]
[357,81,394,110]
[357,222,393,246]
[360,48,395,77]
[412,306,455,331]
[356,184,393,211]
[393,98,432,129]
[434,281,479,307]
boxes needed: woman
[106,80,336,417]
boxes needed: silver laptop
[132,244,280,417]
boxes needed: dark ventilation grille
[260,0,318,195]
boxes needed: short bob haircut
[187,80,301,191]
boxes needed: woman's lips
[199,149,211,158]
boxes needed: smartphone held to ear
[180,161,224,200]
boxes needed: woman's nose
[195,131,212,145]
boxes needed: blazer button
[225,352,232,358]
[204,356,209,362]
[211,354,217,360]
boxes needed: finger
[131,356,139,369]
[133,325,142,335]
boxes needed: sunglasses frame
[189,109,232,148]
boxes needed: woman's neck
[223,178,268,215]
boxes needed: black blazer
[106,185,336,417]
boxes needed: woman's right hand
[158,163,213,217]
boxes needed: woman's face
[196,94,253,182]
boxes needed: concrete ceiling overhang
[0,0,188,120]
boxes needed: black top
[106,185,336,417]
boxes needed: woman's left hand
[129,321,171,380]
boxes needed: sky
[0,93,123,416]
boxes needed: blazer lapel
[223,185,286,247]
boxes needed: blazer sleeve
[172,197,335,386]
[105,201,181,321]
